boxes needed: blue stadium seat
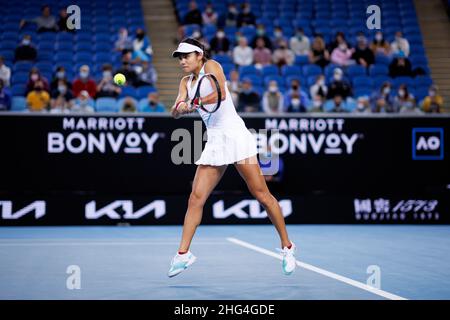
[11,85,26,96]
[11,96,27,111]
[373,75,391,89]
[212,54,232,64]
[238,65,259,76]
[393,76,414,88]
[346,65,366,77]
[95,98,118,112]
[294,55,309,67]
[302,64,322,77]
[281,65,302,77]
[352,76,373,88]
[13,61,33,73]
[136,86,157,99]
[369,64,389,76]
[414,76,433,88]
[34,62,53,74]
[11,72,29,85]
[263,75,284,88]
[261,65,279,77]
[119,86,137,98]
[54,53,73,63]
[240,74,263,86]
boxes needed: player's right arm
[171,76,194,119]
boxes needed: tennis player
[168,38,296,277]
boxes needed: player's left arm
[198,60,227,105]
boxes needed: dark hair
[180,37,209,62]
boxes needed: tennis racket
[190,73,222,113]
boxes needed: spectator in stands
[327,68,352,99]
[310,74,328,102]
[210,29,231,55]
[284,79,310,112]
[132,28,153,63]
[26,81,50,112]
[191,31,210,51]
[0,56,11,87]
[115,28,133,52]
[262,80,284,114]
[237,78,260,112]
[227,70,241,106]
[116,61,138,87]
[49,95,71,114]
[370,31,391,57]
[253,38,272,69]
[353,96,371,113]
[0,79,12,111]
[202,3,218,25]
[26,67,49,94]
[72,65,97,98]
[309,36,330,68]
[237,3,256,27]
[50,66,71,92]
[273,40,295,68]
[251,24,273,51]
[327,94,348,113]
[389,53,413,78]
[225,3,239,27]
[14,35,37,62]
[136,61,158,87]
[290,28,311,56]
[20,5,58,32]
[50,78,73,103]
[233,37,253,66]
[272,26,289,49]
[371,82,395,113]
[390,31,410,57]
[352,35,374,68]
[71,90,95,113]
[120,97,138,113]
[57,8,72,32]
[328,31,350,53]
[97,64,121,98]
[331,41,355,67]
[184,1,202,25]
[140,92,166,113]
[421,85,444,113]
[394,84,416,113]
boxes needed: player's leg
[234,155,296,274]
[178,164,228,252]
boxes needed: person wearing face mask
[237,3,256,27]
[50,66,71,93]
[253,38,272,68]
[352,96,371,113]
[71,90,95,113]
[331,41,355,67]
[351,36,374,68]
[72,65,97,98]
[0,79,12,111]
[26,67,50,95]
[370,31,391,56]
[233,37,254,66]
[394,84,417,113]
[140,92,166,113]
[225,3,239,27]
[119,97,138,113]
[310,75,328,102]
[210,29,230,55]
[115,28,133,52]
[183,1,203,26]
[262,81,284,114]
[309,36,331,68]
[421,85,444,113]
[136,61,158,87]
[202,4,218,25]
[116,60,139,87]
[26,81,50,112]
[132,28,153,63]
[97,64,122,98]
[290,28,311,56]
[250,24,274,51]
[273,40,295,68]
[390,31,410,57]
[371,81,395,113]
[328,94,348,113]
[51,78,73,103]
[389,53,413,78]
[50,95,71,114]
[327,68,352,99]
[272,27,288,49]
[14,35,37,62]
[284,79,310,112]
[237,78,260,112]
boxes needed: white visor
[172,42,204,58]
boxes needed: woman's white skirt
[195,127,258,166]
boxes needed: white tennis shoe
[167,251,197,278]
[278,242,297,275]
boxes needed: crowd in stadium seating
[0,2,165,113]
[174,0,445,114]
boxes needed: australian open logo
[412,128,444,160]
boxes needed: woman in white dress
[168,38,296,277]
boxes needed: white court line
[0,241,229,246]
[227,237,407,301]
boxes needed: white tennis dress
[186,63,258,166]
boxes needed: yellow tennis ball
[114,73,126,86]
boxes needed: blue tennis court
[1,225,449,300]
